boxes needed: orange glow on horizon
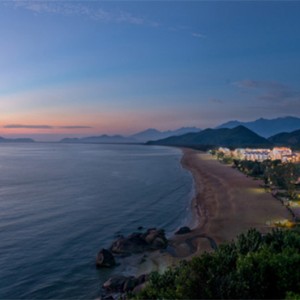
[0,105,202,138]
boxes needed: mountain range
[60,116,300,144]
[129,127,201,142]
[60,127,201,144]
[60,135,137,144]
[147,126,272,149]
[217,116,300,138]
[2,116,300,147]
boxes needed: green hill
[147,125,272,148]
[269,129,300,149]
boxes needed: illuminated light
[246,188,266,195]
[266,219,296,228]
[288,201,300,208]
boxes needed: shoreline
[100,146,295,296]
[167,147,293,259]
[115,147,294,277]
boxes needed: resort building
[218,147,300,163]
[270,147,292,160]
[232,148,247,160]
[281,153,299,163]
[218,147,231,156]
[244,149,270,162]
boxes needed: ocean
[0,143,193,299]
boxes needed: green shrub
[135,229,300,299]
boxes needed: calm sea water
[0,143,193,299]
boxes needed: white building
[218,147,298,163]
[244,149,270,162]
[233,148,247,160]
[270,147,292,160]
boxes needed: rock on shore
[175,226,192,235]
[102,274,149,294]
[96,249,116,268]
[97,228,168,299]
[110,228,168,255]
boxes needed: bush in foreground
[135,228,300,299]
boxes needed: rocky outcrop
[102,275,128,292]
[96,249,116,268]
[175,226,192,235]
[110,228,168,255]
[97,228,167,298]
[102,274,149,294]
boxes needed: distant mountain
[60,135,137,144]
[269,129,300,148]
[147,126,272,148]
[0,136,35,143]
[171,127,202,136]
[130,129,161,142]
[130,127,201,142]
[217,116,300,138]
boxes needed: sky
[1,0,300,141]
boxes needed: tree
[135,229,300,299]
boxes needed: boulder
[151,237,168,249]
[103,275,127,292]
[96,249,116,268]
[143,228,168,250]
[110,228,168,255]
[132,282,147,294]
[102,274,150,297]
[110,233,148,254]
[143,229,158,244]
[123,276,138,292]
[175,226,192,235]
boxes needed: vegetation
[135,229,300,299]
[232,160,300,200]
[269,129,300,150]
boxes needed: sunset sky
[1,1,300,140]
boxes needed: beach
[167,148,293,259]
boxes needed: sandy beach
[135,147,293,273]
[166,148,293,259]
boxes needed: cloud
[258,89,297,102]
[7,1,207,38]
[3,124,92,129]
[234,80,287,91]
[232,79,300,117]
[4,124,53,129]
[192,32,206,39]
[234,79,298,103]
[10,1,147,25]
[209,98,223,104]
[58,126,92,129]
[167,25,206,39]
